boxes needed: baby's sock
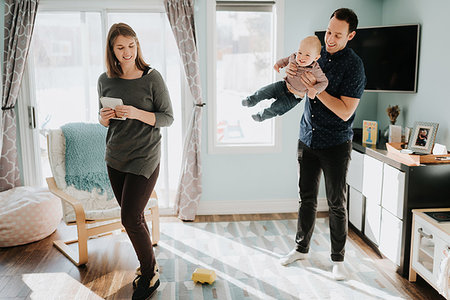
[252,113,263,122]
[242,98,257,107]
[242,99,251,106]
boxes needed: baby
[242,35,328,121]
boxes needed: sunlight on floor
[84,270,129,299]
[160,221,406,299]
[22,272,102,300]
[159,240,280,300]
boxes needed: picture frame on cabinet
[407,121,439,154]
[362,120,378,145]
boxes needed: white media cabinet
[347,139,450,278]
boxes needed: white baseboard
[196,198,328,215]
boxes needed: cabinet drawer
[364,199,381,245]
[381,164,405,219]
[379,208,403,266]
[349,187,364,231]
[347,150,364,191]
[362,155,383,204]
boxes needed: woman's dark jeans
[107,164,160,277]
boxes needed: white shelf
[419,244,434,259]
[410,208,450,299]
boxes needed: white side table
[409,208,450,299]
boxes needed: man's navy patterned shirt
[299,46,366,149]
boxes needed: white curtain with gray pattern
[164,0,203,220]
[1,0,39,191]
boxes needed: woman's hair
[105,23,149,78]
[331,8,358,33]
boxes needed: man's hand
[307,90,318,99]
[301,71,317,87]
[301,72,318,97]
[286,82,305,98]
[286,61,297,78]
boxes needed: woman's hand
[99,107,116,127]
[113,104,157,126]
[115,105,137,119]
[99,107,116,120]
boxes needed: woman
[98,23,173,300]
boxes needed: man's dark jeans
[295,140,352,262]
[247,80,301,120]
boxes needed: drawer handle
[418,227,433,239]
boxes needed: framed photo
[407,121,439,154]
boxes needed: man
[280,8,366,281]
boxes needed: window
[29,12,103,180]
[208,1,283,153]
[25,4,183,209]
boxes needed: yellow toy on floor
[191,268,216,284]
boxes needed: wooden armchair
[46,128,160,266]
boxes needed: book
[424,211,450,222]
[362,120,378,145]
[100,96,125,120]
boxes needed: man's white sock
[332,261,347,281]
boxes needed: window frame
[207,0,284,154]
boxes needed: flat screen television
[315,24,420,93]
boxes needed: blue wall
[378,0,450,146]
[196,0,382,204]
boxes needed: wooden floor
[0,213,444,299]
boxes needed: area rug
[152,218,405,300]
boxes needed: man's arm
[316,92,360,121]
[301,71,359,121]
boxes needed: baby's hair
[302,36,322,55]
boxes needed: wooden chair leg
[151,206,160,245]
[76,220,88,265]
[53,218,88,266]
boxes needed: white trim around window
[17,62,41,186]
[207,0,284,154]
[38,0,165,12]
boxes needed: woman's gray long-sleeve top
[98,69,174,179]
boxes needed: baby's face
[296,43,319,67]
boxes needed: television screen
[315,24,420,93]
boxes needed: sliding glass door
[24,7,183,209]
